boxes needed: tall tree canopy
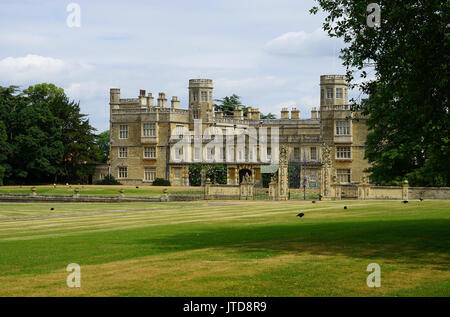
[215,94,277,119]
[95,130,110,164]
[311,0,449,186]
[0,84,100,185]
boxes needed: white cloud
[216,76,288,92]
[0,54,93,82]
[65,81,110,100]
[265,28,342,57]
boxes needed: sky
[0,0,350,132]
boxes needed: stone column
[269,173,278,200]
[204,178,211,200]
[278,145,289,201]
[402,180,409,200]
[358,176,370,200]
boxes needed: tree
[214,94,248,116]
[215,94,277,119]
[23,84,100,184]
[0,120,7,185]
[95,130,110,163]
[0,85,63,184]
[261,113,277,119]
[311,0,450,186]
[0,84,101,184]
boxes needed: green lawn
[0,199,448,296]
[0,185,204,197]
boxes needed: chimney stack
[157,92,167,108]
[171,96,180,109]
[281,107,289,119]
[311,107,318,119]
[234,106,243,119]
[291,107,300,120]
[147,93,154,107]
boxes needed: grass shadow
[133,218,450,266]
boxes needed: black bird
[136,186,139,189]
[296,213,305,218]
[312,200,316,204]
[344,206,348,210]
[403,200,408,204]
[50,208,54,211]
[419,198,424,201]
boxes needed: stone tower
[319,75,349,144]
[188,79,214,122]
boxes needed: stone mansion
[102,75,370,188]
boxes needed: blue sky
[0,0,349,132]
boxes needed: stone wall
[204,184,240,200]
[368,186,403,200]
[356,182,450,200]
[408,187,450,200]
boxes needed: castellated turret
[320,75,348,108]
[188,79,214,121]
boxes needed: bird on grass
[419,198,424,201]
[136,186,139,189]
[403,200,408,204]
[296,212,305,218]
[344,206,348,210]
[50,208,54,211]
[312,200,316,204]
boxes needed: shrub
[152,178,171,186]
[95,175,121,185]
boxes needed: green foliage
[260,113,277,119]
[95,130,110,163]
[152,178,171,186]
[262,172,275,188]
[205,164,227,184]
[189,164,227,186]
[214,94,246,116]
[189,163,203,186]
[214,94,277,119]
[311,0,450,186]
[0,120,7,185]
[95,175,121,185]
[288,165,300,188]
[0,84,100,184]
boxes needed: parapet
[188,79,213,89]
[320,74,347,85]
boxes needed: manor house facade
[105,75,370,188]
